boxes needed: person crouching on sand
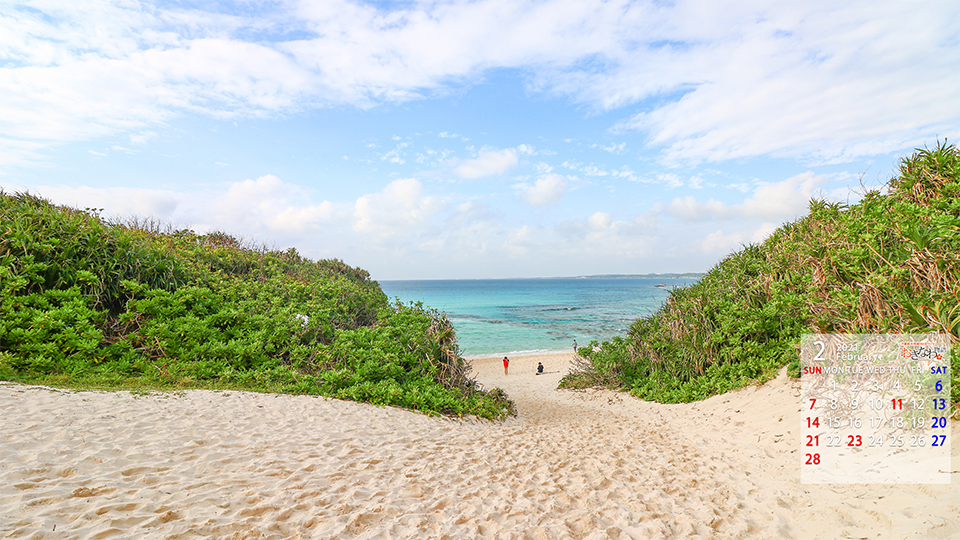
[503,356,509,375]
[537,362,544,374]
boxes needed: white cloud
[504,225,534,257]
[739,172,826,220]
[3,1,956,281]
[454,148,519,179]
[520,173,567,206]
[667,196,731,221]
[18,176,338,239]
[595,3,960,163]
[3,0,956,167]
[587,211,613,231]
[659,173,684,188]
[268,202,336,234]
[701,229,744,255]
[610,166,643,183]
[128,131,157,146]
[22,185,186,221]
[353,178,446,238]
[445,201,497,230]
[214,175,335,235]
[560,210,656,240]
[555,210,657,260]
[582,165,609,177]
[380,142,410,164]
[516,144,536,155]
[591,142,626,154]
[438,132,469,141]
[535,162,554,174]
[698,220,781,257]
[666,171,827,222]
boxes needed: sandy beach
[2,352,958,539]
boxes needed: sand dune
[2,352,957,539]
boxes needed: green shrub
[563,141,960,410]
[0,191,513,419]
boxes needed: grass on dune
[0,194,514,419]
[562,141,959,414]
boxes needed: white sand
[1,352,957,539]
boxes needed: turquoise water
[379,277,699,357]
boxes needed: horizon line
[378,273,705,282]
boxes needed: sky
[2,0,958,280]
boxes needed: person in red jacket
[503,356,509,376]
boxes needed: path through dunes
[2,353,958,539]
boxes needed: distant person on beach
[503,356,509,376]
[573,340,577,353]
[537,362,544,374]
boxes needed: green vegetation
[0,193,513,419]
[562,142,960,413]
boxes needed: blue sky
[2,0,958,280]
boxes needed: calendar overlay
[801,334,951,484]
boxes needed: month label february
[801,334,951,484]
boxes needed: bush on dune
[0,193,513,419]
[562,141,960,410]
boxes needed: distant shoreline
[380,274,703,282]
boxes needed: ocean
[379,277,700,358]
